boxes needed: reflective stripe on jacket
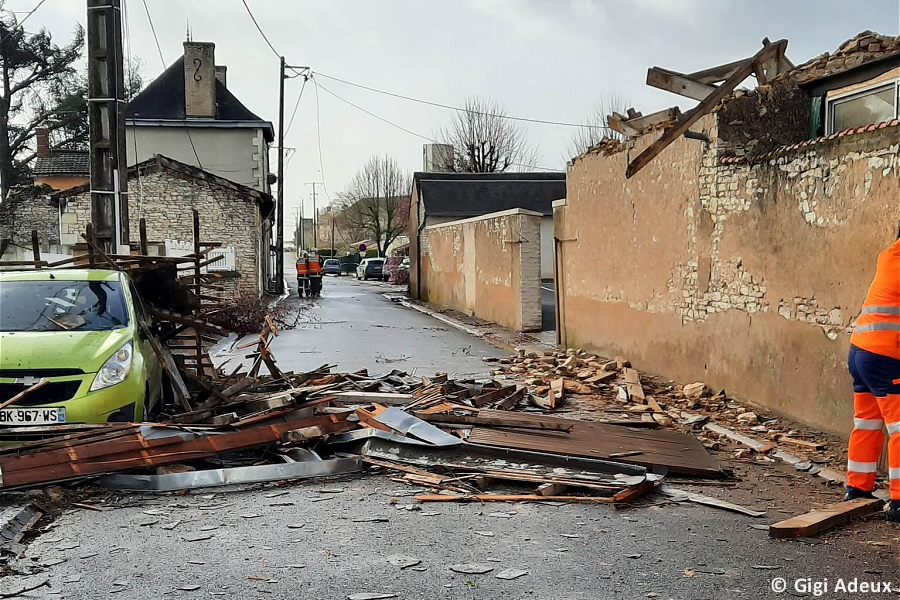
[851,238,900,359]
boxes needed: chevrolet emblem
[13,376,44,386]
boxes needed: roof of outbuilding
[125,56,274,141]
[413,172,566,217]
[32,150,89,176]
[52,154,274,216]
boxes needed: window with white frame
[826,78,899,134]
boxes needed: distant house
[52,155,274,297]
[408,171,566,298]
[125,41,275,193]
[30,129,89,190]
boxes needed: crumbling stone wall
[557,114,900,436]
[420,208,542,332]
[0,185,60,252]
[60,169,263,296]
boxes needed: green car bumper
[0,367,146,426]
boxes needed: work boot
[844,486,876,501]
[887,501,900,523]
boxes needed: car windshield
[0,280,129,332]
[369,259,384,265]
[324,259,340,266]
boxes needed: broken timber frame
[624,38,790,178]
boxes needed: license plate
[0,407,66,425]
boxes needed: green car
[0,269,165,428]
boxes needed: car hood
[0,328,133,373]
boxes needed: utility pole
[299,198,304,251]
[87,0,128,252]
[330,208,335,258]
[306,182,320,248]
[275,56,286,293]
[290,205,299,253]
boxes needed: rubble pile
[486,347,848,480]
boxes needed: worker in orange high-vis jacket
[845,229,900,522]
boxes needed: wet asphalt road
[3,263,899,599]
[212,272,499,380]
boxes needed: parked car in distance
[322,258,342,276]
[0,269,167,428]
[356,258,384,281]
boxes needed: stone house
[554,31,900,437]
[52,155,274,297]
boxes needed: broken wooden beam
[626,40,786,178]
[646,67,716,101]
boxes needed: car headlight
[90,340,134,392]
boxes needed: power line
[284,75,308,138]
[311,78,331,203]
[141,0,165,68]
[239,0,303,76]
[0,0,47,45]
[312,70,601,129]
[313,77,438,143]
[312,77,556,172]
[239,0,279,59]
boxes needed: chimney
[183,41,216,118]
[423,143,454,172]
[36,128,50,157]
[215,65,227,88]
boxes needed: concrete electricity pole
[276,56,285,293]
[87,0,128,251]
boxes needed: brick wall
[60,169,264,296]
[556,114,900,436]
[420,208,542,332]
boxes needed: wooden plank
[493,386,526,411]
[0,379,50,411]
[610,479,654,504]
[622,368,645,403]
[686,58,752,84]
[646,396,663,413]
[414,412,574,432]
[30,230,41,269]
[331,391,415,406]
[769,499,884,539]
[646,67,716,101]
[471,385,516,408]
[607,112,641,137]
[139,218,148,255]
[624,107,680,130]
[145,333,191,412]
[415,494,615,504]
[626,41,784,178]
[775,435,826,450]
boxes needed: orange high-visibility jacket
[851,238,900,359]
[307,254,322,276]
[296,260,309,277]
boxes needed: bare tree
[566,94,629,159]
[0,6,85,200]
[335,155,410,256]
[440,96,540,172]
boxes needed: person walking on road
[845,229,900,522]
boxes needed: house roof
[32,150,89,176]
[125,56,274,142]
[413,172,566,217]
[52,154,274,216]
[775,31,900,86]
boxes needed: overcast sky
[9,0,900,237]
